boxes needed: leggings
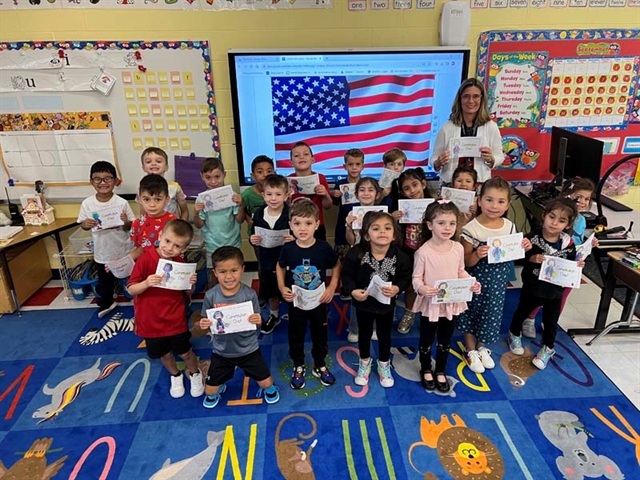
[529,287,571,319]
[419,316,456,374]
[511,293,561,349]
[356,308,393,362]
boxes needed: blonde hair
[449,78,491,127]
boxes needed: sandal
[435,373,450,393]
[420,370,435,391]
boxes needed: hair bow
[437,199,451,204]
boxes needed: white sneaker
[347,332,358,343]
[466,350,485,374]
[477,346,495,369]
[98,302,117,319]
[522,318,536,339]
[377,360,394,388]
[371,330,378,341]
[508,332,525,356]
[189,371,205,397]
[354,359,371,386]
[170,373,185,398]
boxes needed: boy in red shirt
[127,219,204,399]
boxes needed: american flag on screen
[271,75,435,169]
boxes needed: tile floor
[11,271,640,409]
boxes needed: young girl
[451,165,478,230]
[521,177,598,338]
[458,176,532,373]
[393,167,433,334]
[509,198,583,370]
[341,212,412,387]
[413,201,481,393]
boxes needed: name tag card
[206,301,256,335]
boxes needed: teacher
[430,78,504,184]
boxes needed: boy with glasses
[78,161,135,318]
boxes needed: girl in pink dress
[412,200,481,393]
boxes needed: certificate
[200,185,235,212]
[351,205,388,230]
[107,254,135,279]
[441,187,476,214]
[255,227,289,248]
[366,275,391,305]
[539,256,582,289]
[293,283,325,311]
[398,199,435,224]
[154,260,197,290]
[378,168,401,189]
[576,233,595,261]
[340,183,358,205]
[431,277,476,304]
[206,301,256,335]
[92,204,124,231]
[487,233,525,264]
[449,137,482,158]
[288,174,319,195]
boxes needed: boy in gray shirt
[198,246,279,409]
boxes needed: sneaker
[290,366,306,390]
[98,302,117,319]
[203,384,227,409]
[508,332,525,355]
[466,350,485,374]
[397,310,415,334]
[259,298,267,309]
[257,385,280,405]
[170,373,185,398]
[312,365,336,387]
[260,314,280,335]
[347,332,358,343]
[477,346,495,369]
[377,360,394,388]
[354,359,372,386]
[522,318,536,339]
[189,371,205,397]
[532,346,555,370]
[371,330,378,341]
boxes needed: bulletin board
[476,29,640,182]
[0,40,219,199]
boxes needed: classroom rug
[0,290,639,480]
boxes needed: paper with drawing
[293,283,325,311]
[340,183,358,205]
[487,233,524,264]
[206,301,256,335]
[399,199,434,224]
[154,260,196,290]
[92,204,124,231]
[288,174,319,195]
[449,137,482,158]
[351,205,388,230]
[254,227,289,248]
[366,275,391,305]
[200,185,235,212]
[441,187,476,214]
[378,168,401,189]
[107,255,135,279]
[576,233,595,261]
[539,256,582,289]
[431,277,476,304]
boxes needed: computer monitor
[549,127,603,187]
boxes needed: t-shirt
[278,240,338,290]
[201,283,260,358]
[461,217,514,247]
[288,172,331,225]
[333,178,358,246]
[128,247,187,338]
[241,187,266,235]
[571,213,587,246]
[196,192,241,255]
[166,181,187,217]
[130,211,176,250]
[77,194,135,264]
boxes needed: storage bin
[68,260,98,301]
[69,228,94,254]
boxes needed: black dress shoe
[420,370,435,391]
[435,373,450,393]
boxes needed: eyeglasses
[461,94,482,101]
[91,176,115,184]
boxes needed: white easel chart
[0,40,219,196]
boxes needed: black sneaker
[290,366,306,389]
[312,365,336,387]
[260,314,280,335]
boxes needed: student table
[0,218,78,316]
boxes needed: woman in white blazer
[430,78,504,184]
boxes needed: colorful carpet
[0,290,638,479]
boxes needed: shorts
[258,270,281,302]
[205,350,271,386]
[145,331,192,359]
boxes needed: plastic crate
[68,261,99,301]
[69,227,94,254]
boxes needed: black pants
[288,304,328,368]
[419,316,456,374]
[314,224,326,241]
[510,292,561,349]
[96,263,116,310]
[356,308,393,362]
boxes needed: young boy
[140,147,189,221]
[194,158,245,286]
[242,155,275,235]
[197,246,280,408]
[331,149,365,299]
[277,199,341,390]
[127,219,204,398]
[380,147,407,210]
[78,161,135,318]
[130,174,177,260]
[288,142,332,241]
[249,174,294,334]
